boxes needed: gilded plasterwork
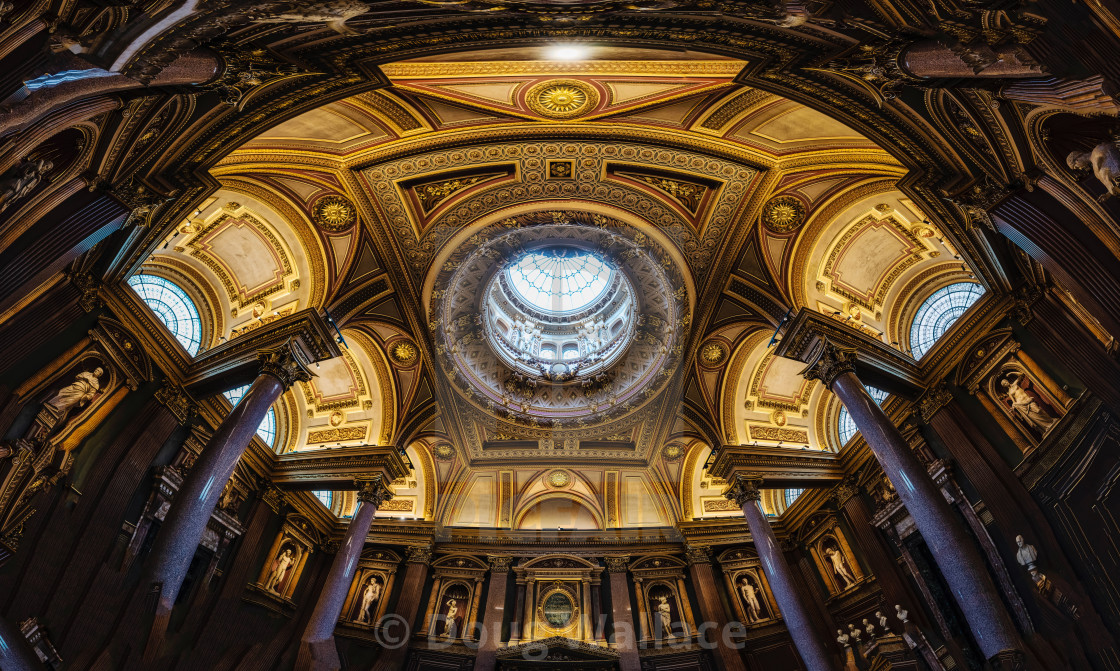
[822,212,926,312]
[188,211,294,307]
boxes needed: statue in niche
[357,576,382,623]
[997,371,1059,436]
[0,158,53,213]
[822,538,856,589]
[649,587,677,638]
[442,598,459,636]
[43,365,105,429]
[264,545,295,593]
[1067,141,1120,201]
[738,575,764,623]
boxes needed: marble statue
[739,577,762,622]
[249,0,370,34]
[863,618,876,638]
[1067,141,1120,201]
[836,629,850,647]
[895,604,909,623]
[358,576,381,623]
[848,623,862,643]
[264,547,294,593]
[1000,372,1058,433]
[0,158,53,213]
[45,367,103,416]
[876,610,889,632]
[654,594,673,637]
[825,545,856,588]
[1015,535,1039,570]
[442,599,459,636]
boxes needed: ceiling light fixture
[548,44,590,61]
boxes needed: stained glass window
[127,274,203,356]
[314,491,333,510]
[222,385,277,447]
[507,247,614,313]
[909,282,985,360]
[837,386,889,446]
[785,488,804,508]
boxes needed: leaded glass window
[127,274,203,356]
[222,385,277,447]
[837,386,889,446]
[785,488,804,508]
[909,282,985,359]
[314,491,333,510]
[506,247,614,314]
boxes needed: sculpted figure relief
[249,0,370,34]
[823,540,856,589]
[998,371,1059,435]
[653,593,674,638]
[1067,141,1120,201]
[0,158,52,213]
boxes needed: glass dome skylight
[506,247,614,314]
[127,274,203,356]
[909,282,984,359]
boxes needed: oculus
[527,80,598,119]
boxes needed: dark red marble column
[726,479,833,671]
[808,344,1023,665]
[139,340,312,658]
[372,545,432,671]
[474,555,513,671]
[684,545,747,671]
[296,478,391,670]
[0,613,44,670]
[605,556,641,671]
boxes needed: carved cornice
[708,444,843,486]
[271,445,409,489]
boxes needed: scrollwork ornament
[604,555,630,573]
[154,380,196,425]
[724,474,761,507]
[800,339,857,388]
[407,544,433,564]
[684,544,711,565]
[830,477,860,508]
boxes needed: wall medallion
[527,80,598,119]
[313,195,357,232]
[388,339,419,367]
[760,195,806,233]
[699,340,727,367]
[432,443,455,461]
[546,469,571,488]
[662,443,683,461]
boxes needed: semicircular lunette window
[838,386,889,447]
[784,488,805,508]
[222,385,277,447]
[506,247,614,314]
[909,282,985,360]
[127,274,203,356]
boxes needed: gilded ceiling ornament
[526,80,598,119]
[432,443,455,461]
[761,195,807,233]
[662,443,683,461]
[313,195,357,232]
[329,410,344,426]
[388,339,419,367]
[546,469,571,488]
[699,340,727,366]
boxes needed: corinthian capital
[724,474,762,507]
[356,475,393,507]
[604,555,630,573]
[800,338,857,388]
[488,555,514,573]
[257,337,315,388]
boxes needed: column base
[988,649,1025,671]
[295,637,342,671]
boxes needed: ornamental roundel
[432,443,455,461]
[546,469,572,488]
[312,195,357,232]
[388,339,419,367]
[760,195,807,234]
[699,340,728,367]
[526,80,599,119]
[662,443,683,461]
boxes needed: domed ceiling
[134,43,975,528]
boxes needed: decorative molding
[917,383,954,423]
[724,475,761,507]
[799,339,857,389]
[604,555,630,573]
[258,337,315,389]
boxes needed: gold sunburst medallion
[546,470,572,488]
[313,195,357,232]
[761,195,806,233]
[700,341,727,366]
[527,80,598,119]
[389,339,419,367]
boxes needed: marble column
[474,555,513,671]
[805,343,1023,665]
[0,614,44,671]
[725,481,834,671]
[684,545,747,671]
[372,545,433,671]
[141,339,312,658]
[296,477,392,671]
[605,556,641,671]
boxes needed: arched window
[313,491,333,510]
[127,274,203,356]
[539,344,557,360]
[837,386,889,447]
[562,344,579,360]
[785,488,804,508]
[909,282,985,359]
[222,385,277,447]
